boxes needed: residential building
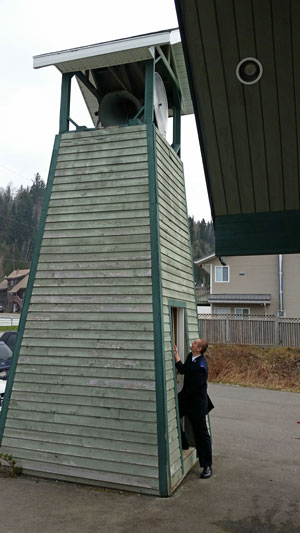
[6,269,30,313]
[195,254,300,318]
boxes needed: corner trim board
[147,121,170,497]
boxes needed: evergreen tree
[0,186,14,247]
[189,216,215,286]
[0,175,46,279]
[30,173,46,226]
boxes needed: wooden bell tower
[0,30,200,496]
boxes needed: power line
[1,257,31,265]
[0,163,35,183]
[0,214,38,230]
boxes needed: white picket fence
[0,315,20,327]
[198,314,300,347]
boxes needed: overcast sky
[0,0,211,221]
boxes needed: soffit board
[175,0,300,254]
[33,29,193,119]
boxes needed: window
[214,306,231,314]
[215,265,229,282]
[235,308,250,316]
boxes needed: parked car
[0,378,6,411]
[0,331,17,352]
[0,305,4,312]
[0,341,12,380]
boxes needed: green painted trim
[167,298,190,351]
[167,299,186,309]
[155,46,181,98]
[215,210,300,255]
[132,105,145,121]
[147,119,170,496]
[67,117,88,131]
[179,157,200,337]
[168,300,188,476]
[59,73,73,134]
[0,135,62,444]
[144,60,155,125]
[172,90,181,157]
[75,71,101,102]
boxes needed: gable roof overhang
[175,0,300,255]
[33,29,194,125]
[8,274,29,294]
[6,269,30,280]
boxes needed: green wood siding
[1,124,199,495]
[1,126,160,494]
[155,131,199,489]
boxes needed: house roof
[0,279,7,290]
[33,28,194,121]
[6,269,30,280]
[8,274,29,294]
[208,294,271,304]
[175,0,300,255]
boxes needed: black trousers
[178,392,212,468]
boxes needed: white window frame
[215,265,230,283]
[214,306,231,315]
[235,307,250,316]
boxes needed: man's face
[190,339,202,354]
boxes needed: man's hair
[199,339,208,354]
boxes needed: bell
[99,91,142,127]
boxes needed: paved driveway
[0,383,299,533]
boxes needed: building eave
[208,294,271,304]
[194,253,216,265]
[33,28,194,117]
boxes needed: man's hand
[173,344,180,363]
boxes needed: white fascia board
[33,29,177,70]
[170,29,181,44]
[194,253,216,265]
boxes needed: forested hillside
[189,216,215,286]
[0,178,214,285]
[0,174,46,278]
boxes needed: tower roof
[33,28,193,118]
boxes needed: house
[6,269,30,313]
[195,254,300,318]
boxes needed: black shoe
[200,466,212,479]
[182,444,189,450]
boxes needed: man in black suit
[174,338,213,479]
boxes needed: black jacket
[176,352,214,415]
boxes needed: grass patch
[207,344,300,392]
[0,326,18,332]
